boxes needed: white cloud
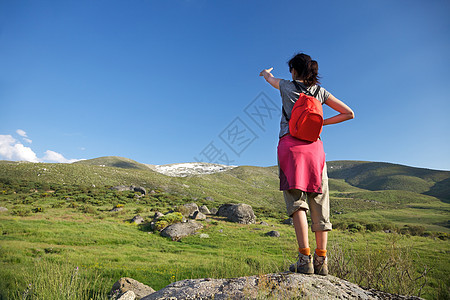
[42,150,81,163]
[16,129,28,137]
[0,135,40,162]
[23,138,32,144]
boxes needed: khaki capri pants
[282,163,332,232]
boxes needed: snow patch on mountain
[147,162,237,177]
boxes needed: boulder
[0,207,8,213]
[131,215,145,225]
[259,221,269,226]
[117,290,135,300]
[132,186,147,195]
[191,211,206,220]
[141,272,424,300]
[160,220,204,241]
[266,230,280,237]
[110,277,155,300]
[204,196,214,201]
[153,212,164,220]
[179,203,199,217]
[199,205,211,215]
[217,204,256,224]
[110,207,123,212]
[210,207,218,215]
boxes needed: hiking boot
[313,252,328,276]
[289,253,314,274]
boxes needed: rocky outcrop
[217,204,256,224]
[141,272,424,300]
[110,277,155,300]
[160,220,203,241]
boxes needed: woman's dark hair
[288,53,320,86]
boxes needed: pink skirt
[277,135,325,193]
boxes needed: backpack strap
[282,81,321,121]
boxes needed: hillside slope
[327,161,450,201]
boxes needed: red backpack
[282,81,323,142]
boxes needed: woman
[259,53,354,275]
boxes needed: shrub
[348,222,363,232]
[33,207,44,213]
[366,223,383,232]
[154,212,183,231]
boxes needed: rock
[132,186,147,195]
[110,207,123,212]
[210,207,218,215]
[204,196,214,201]
[199,205,211,215]
[0,207,8,213]
[266,231,280,237]
[117,290,135,300]
[191,211,206,220]
[141,272,424,300]
[160,220,204,241]
[283,218,294,225]
[153,212,164,220]
[131,215,145,225]
[259,221,269,226]
[149,190,156,195]
[217,204,256,224]
[179,203,199,217]
[199,233,210,239]
[110,277,155,300]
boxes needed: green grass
[0,159,449,299]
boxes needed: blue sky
[1,0,449,170]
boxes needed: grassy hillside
[327,161,450,201]
[0,158,449,299]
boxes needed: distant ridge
[73,156,151,171]
[73,156,236,177]
[328,160,450,201]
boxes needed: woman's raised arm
[259,67,281,90]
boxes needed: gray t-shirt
[279,79,331,138]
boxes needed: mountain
[74,156,236,177]
[327,161,450,202]
[73,156,152,171]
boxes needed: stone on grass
[110,277,155,300]
[153,212,164,220]
[0,207,8,213]
[191,211,206,220]
[131,215,145,224]
[179,203,199,217]
[210,207,218,215]
[259,221,269,226]
[217,203,256,224]
[266,230,280,237]
[199,205,211,215]
[160,220,204,241]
